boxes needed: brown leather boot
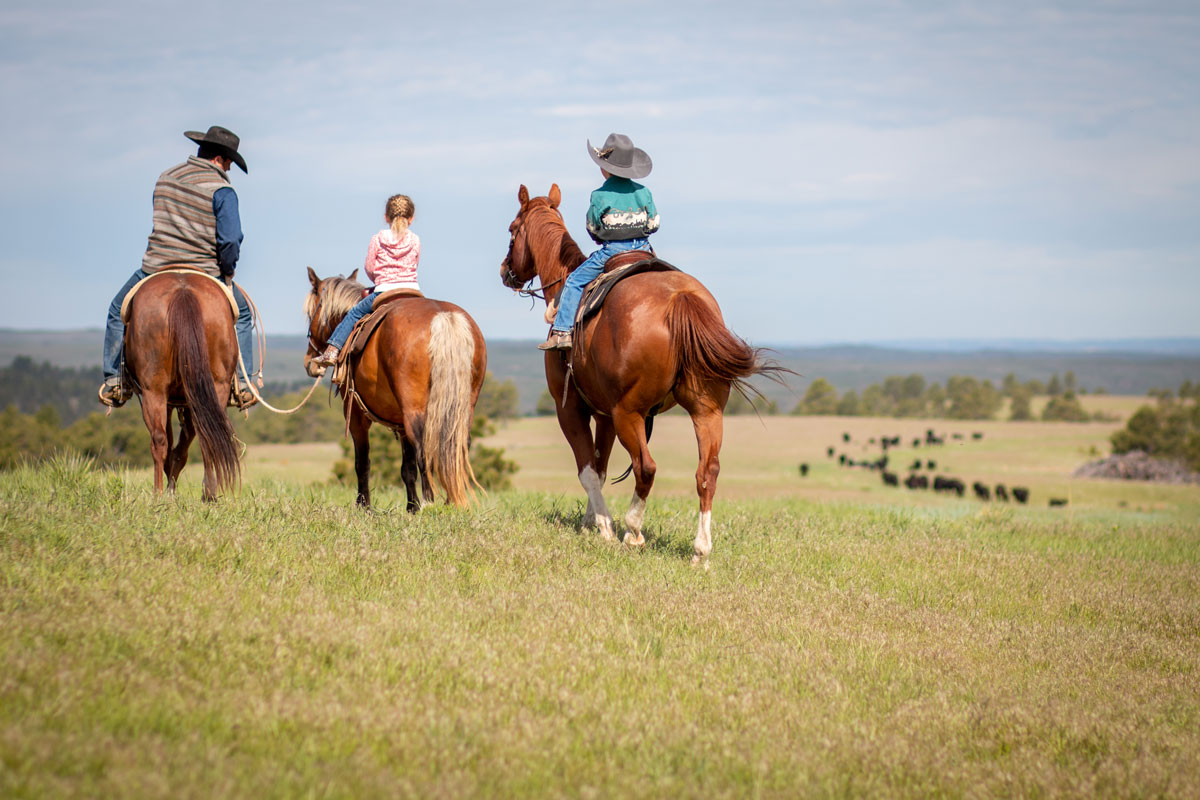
[536,330,573,351]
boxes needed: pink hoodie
[364,229,420,290]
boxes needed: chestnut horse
[303,267,487,511]
[124,271,241,500]
[501,184,782,564]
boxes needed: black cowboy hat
[587,133,652,180]
[184,125,247,173]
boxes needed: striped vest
[142,157,230,276]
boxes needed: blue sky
[2,0,1198,345]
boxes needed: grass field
[2,411,1199,797]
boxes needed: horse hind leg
[611,408,656,548]
[400,435,423,513]
[166,406,196,494]
[139,392,170,494]
[677,385,727,566]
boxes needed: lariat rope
[231,281,325,414]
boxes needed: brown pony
[304,267,487,511]
[124,271,241,501]
[500,184,783,564]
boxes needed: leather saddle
[574,254,680,327]
[331,289,425,385]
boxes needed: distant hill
[4,329,1199,415]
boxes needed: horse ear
[548,183,561,208]
[348,269,359,282]
[518,185,529,206]
[307,266,320,289]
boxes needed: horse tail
[169,289,240,494]
[667,290,762,388]
[423,311,478,506]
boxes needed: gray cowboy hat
[587,133,652,180]
[184,125,248,173]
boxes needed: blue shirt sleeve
[213,187,243,275]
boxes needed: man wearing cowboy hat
[539,132,660,351]
[99,125,257,408]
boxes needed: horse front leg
[139,392,169,495]
[348,406,372,509]
[611,408,656,548]
[166,406,195,494]
[587,416,618,528]
[554,399,614,541]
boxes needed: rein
[232,281,325,414]
[516,273,564,303]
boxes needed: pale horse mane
[305,274,366,332]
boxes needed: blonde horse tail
[423,311,478,506]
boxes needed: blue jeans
[102,269,254,379]
[327,293,376,349]
[552,238,651,332]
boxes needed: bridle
[305,286,332,356]
[502,208,565,303]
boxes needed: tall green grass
[2,455,1198,798]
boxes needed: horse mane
[305,274,366,332]
[525,201,585,285]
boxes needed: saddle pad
[120,268,239,323]
[574,256,680,328]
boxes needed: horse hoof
[623,532,646,548]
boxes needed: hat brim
[587,139,652,180]
[185,131,248,173]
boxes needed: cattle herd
[798,428,1064,507]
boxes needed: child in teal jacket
[539,133,659,350]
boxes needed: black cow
[882,471,899,487]
[910,459,922,471]
[973,481,991,501]
[842,432,851,443]
[933,476,966,497]
[838,454,847,466]
[827,446,835,458]
[994,484,1009,502]
[1049,497,1068,507]
[799,463,809,477]
[905,473,929,490]
[1012,487,1029,504]
[972,432,984,440]
[926,460,937,470]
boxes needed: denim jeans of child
[327,293,377,349]
[552,238,651,332]
[102,269,254,379]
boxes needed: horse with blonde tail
[304,267,487,511]
[500,184,786,564]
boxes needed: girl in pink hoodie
[314,194,420,366]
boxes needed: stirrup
[98,379,129,408]
[230,379,258,409]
